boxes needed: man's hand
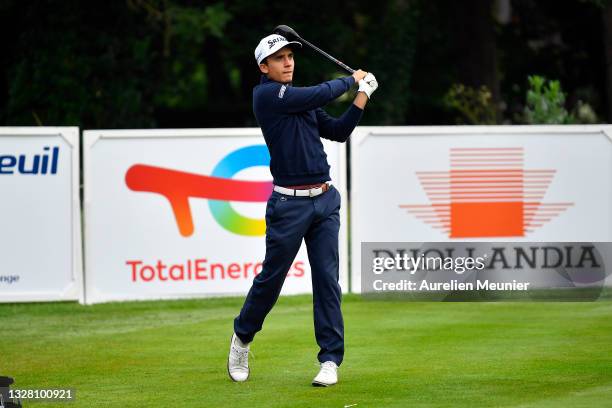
[358,73,378,99]
[352,69,367,83]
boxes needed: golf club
[273,25,355,74]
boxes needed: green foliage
[129,1,233,113]
[2,0,606,127]
[523,75,574,124]
[353,1,419,125]
[573,100,599,123]
[0,0,422,128]
[2,1,233,128]
[444,84,497,125]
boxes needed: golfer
[228,33,378,386]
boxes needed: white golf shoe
[227,333,250,382]
[312,361,338,387]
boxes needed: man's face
[259,46,294,83]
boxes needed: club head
[273,25,301,41]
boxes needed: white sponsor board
[83,129,348,304]
[351,126,612,292]
[0,127,82,302]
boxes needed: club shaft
[299,37,355,74]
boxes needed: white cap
[254,34,302,64]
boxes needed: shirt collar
[260,75,292,86]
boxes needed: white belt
[273,182,331,197]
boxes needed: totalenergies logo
[400,147,573,238]
[125,145,273,237]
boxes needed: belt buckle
[309,188,315,197]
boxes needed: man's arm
[276,77,354,114]
[353,92,369,110]
[274,70,368,114]
[316,74,377,142]
[316,97,365,143]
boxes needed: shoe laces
[232,345,253,369]
[320,361,337,374]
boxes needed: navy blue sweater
[253,75,363,186]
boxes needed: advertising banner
[0,127,82,302]
[351,126,612,292]
[83,129,347,304]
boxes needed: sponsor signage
[83,129,347,304]
[0,127,82,302]
[351,126,612,292]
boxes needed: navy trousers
[234,185,344,365]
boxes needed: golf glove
[358,73,378,99]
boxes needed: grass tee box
[2,295,611,407]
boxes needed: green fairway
[1,295,611,407]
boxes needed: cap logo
[255,34,300,64]
[267,36,286,49]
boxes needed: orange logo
[400,147,573,238]
[125,145,272,237]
